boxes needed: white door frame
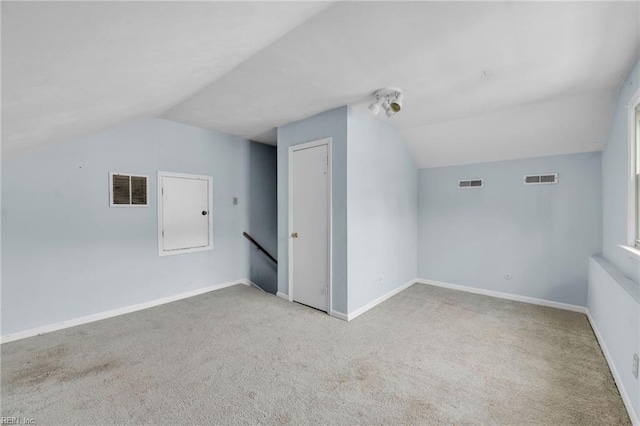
[157,171,214,256]
[288,137,333,315]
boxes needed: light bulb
[390,92,403,113]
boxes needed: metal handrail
[243,232,278,265]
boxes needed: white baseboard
[1,279,251,344]
[416,278,587,313]
[277,291,347,320]
[275,289,347,320]
[330,310,348,321]
[248,280,266,292]
[346,279,416,321]
[586,311,639,426]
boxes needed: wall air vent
[524,173,558,185]
[110,172,149,207]
[458,179,483,189]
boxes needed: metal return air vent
[110,172,148,206]
[524,174,558,185]
[458,179,483,188]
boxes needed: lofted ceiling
[1,1,332,154]
[3,1,639,168]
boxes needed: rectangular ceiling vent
[458,179,483,189]
[110,172,148,207]
[524,173,558,185]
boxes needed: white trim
[276,292,289,300]
[287,145,294,304]
[347,279,416,321]
[248,280,266,292]
[1,279,250,344]
[416,278,587,313]
[157,171,214,257]
[327,139,333,317]
[330,310,348,321]
[288,137,333,315]
[627,86,640,247]
[618,244,640,261]
[586,310,640,426]
[109,172,149,207]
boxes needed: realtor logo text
[1,417,36,425]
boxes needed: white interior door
[291,143,329,312]
[159,173,212,254]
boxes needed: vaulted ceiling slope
[3,2,639,168]
[164,1,639,168]
[1,1,332,154]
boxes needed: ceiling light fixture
[368,96,385,115]
[368,87,404,118]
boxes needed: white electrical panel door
[158,172,213,255]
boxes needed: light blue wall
[418,152,602,306]
[248,142,278,294]
[594,56,640,419]
[588,256,639,421]
[347,108,417,313]
[276,106,348,314]
[602,57,640,283]
[1,118,257,335]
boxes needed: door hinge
[162,230,164,237]
[161,188,164,195]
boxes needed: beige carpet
[1,284,630,425]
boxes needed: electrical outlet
[233,197,238,205]
[633,353,639,379]
[379,275,384,286]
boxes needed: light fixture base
[372,87,402,99]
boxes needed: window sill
[618,244,640,261]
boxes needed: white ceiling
[1,1,332,154]
[3,1,639,167]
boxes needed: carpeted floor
[1,284,630,425]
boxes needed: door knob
[202,211,208,215]
[291,232,298,238]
